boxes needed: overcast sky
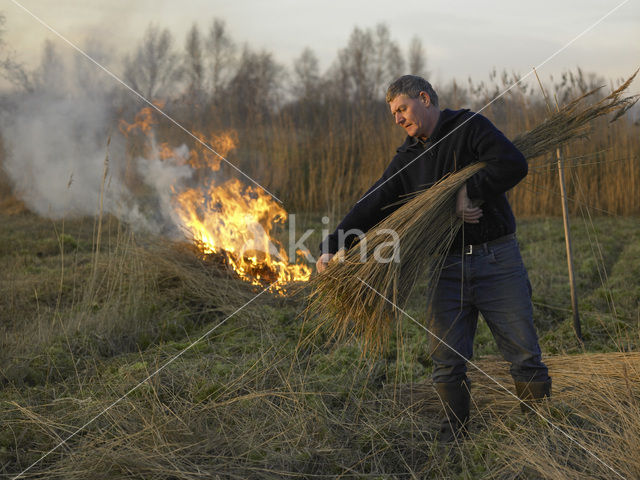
[2,0,639,94]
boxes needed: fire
[120,106,311,291]
[118,102,162,136]
[174,179,311,289]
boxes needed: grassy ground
[1,211,639,479]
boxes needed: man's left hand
[456,184,483,224]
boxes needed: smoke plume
[1,50,201,237]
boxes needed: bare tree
[123,24,181,99]
[0,13,33,92]
[372,24,405,94]
[407,36,429,78]
[292,47,320,101]
[34,40,66,94]
[207,18,236,100]
[184,23,205,100]
[225,45,285,121]
[74,38,112,94]
[335,26,375,102]
[333,24,405,103]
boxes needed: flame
[119,106,311,291]
[174,178,311,289]
[118,101,164,137]
[187,130,238,171]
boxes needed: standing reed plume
[306,72,638,354]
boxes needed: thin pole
[556,147,582,341]
[533,68,583,343]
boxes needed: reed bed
[306,74,639,354]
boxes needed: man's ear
[420,91,431,106]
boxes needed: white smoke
[0,49,198,236]
[4,88,122,216]
[135,143,194,233]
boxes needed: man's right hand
[456,184,483,224]
[316,253,334,273]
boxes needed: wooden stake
[557,147,582,341]
[533,68,583,343]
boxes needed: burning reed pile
[117,105,312,293]
[306,73,639,354]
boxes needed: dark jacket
[320,108,528,255]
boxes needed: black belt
[461,233,516,255]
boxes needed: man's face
[389,93,432,139]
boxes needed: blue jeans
[428,236,550,384]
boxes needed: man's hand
[316,253,334,273]
[456,184,483,224]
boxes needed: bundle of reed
[305,72,638,354]
[511,71,638,160]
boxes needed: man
[317,75,551,442]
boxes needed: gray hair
[385,75,439,108]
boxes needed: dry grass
[5,344,640,479]
[2,213,640,479]
[0,214,251,388]
[396,352,640,479]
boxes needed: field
[1,210,639,479]
[1,9,639,478]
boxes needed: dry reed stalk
[88,137,110,300]
[306,73,639,354]
[480,352,640,479]
[511,71,638,160]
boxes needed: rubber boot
[434,379,470,443]
[514,378,552,414]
